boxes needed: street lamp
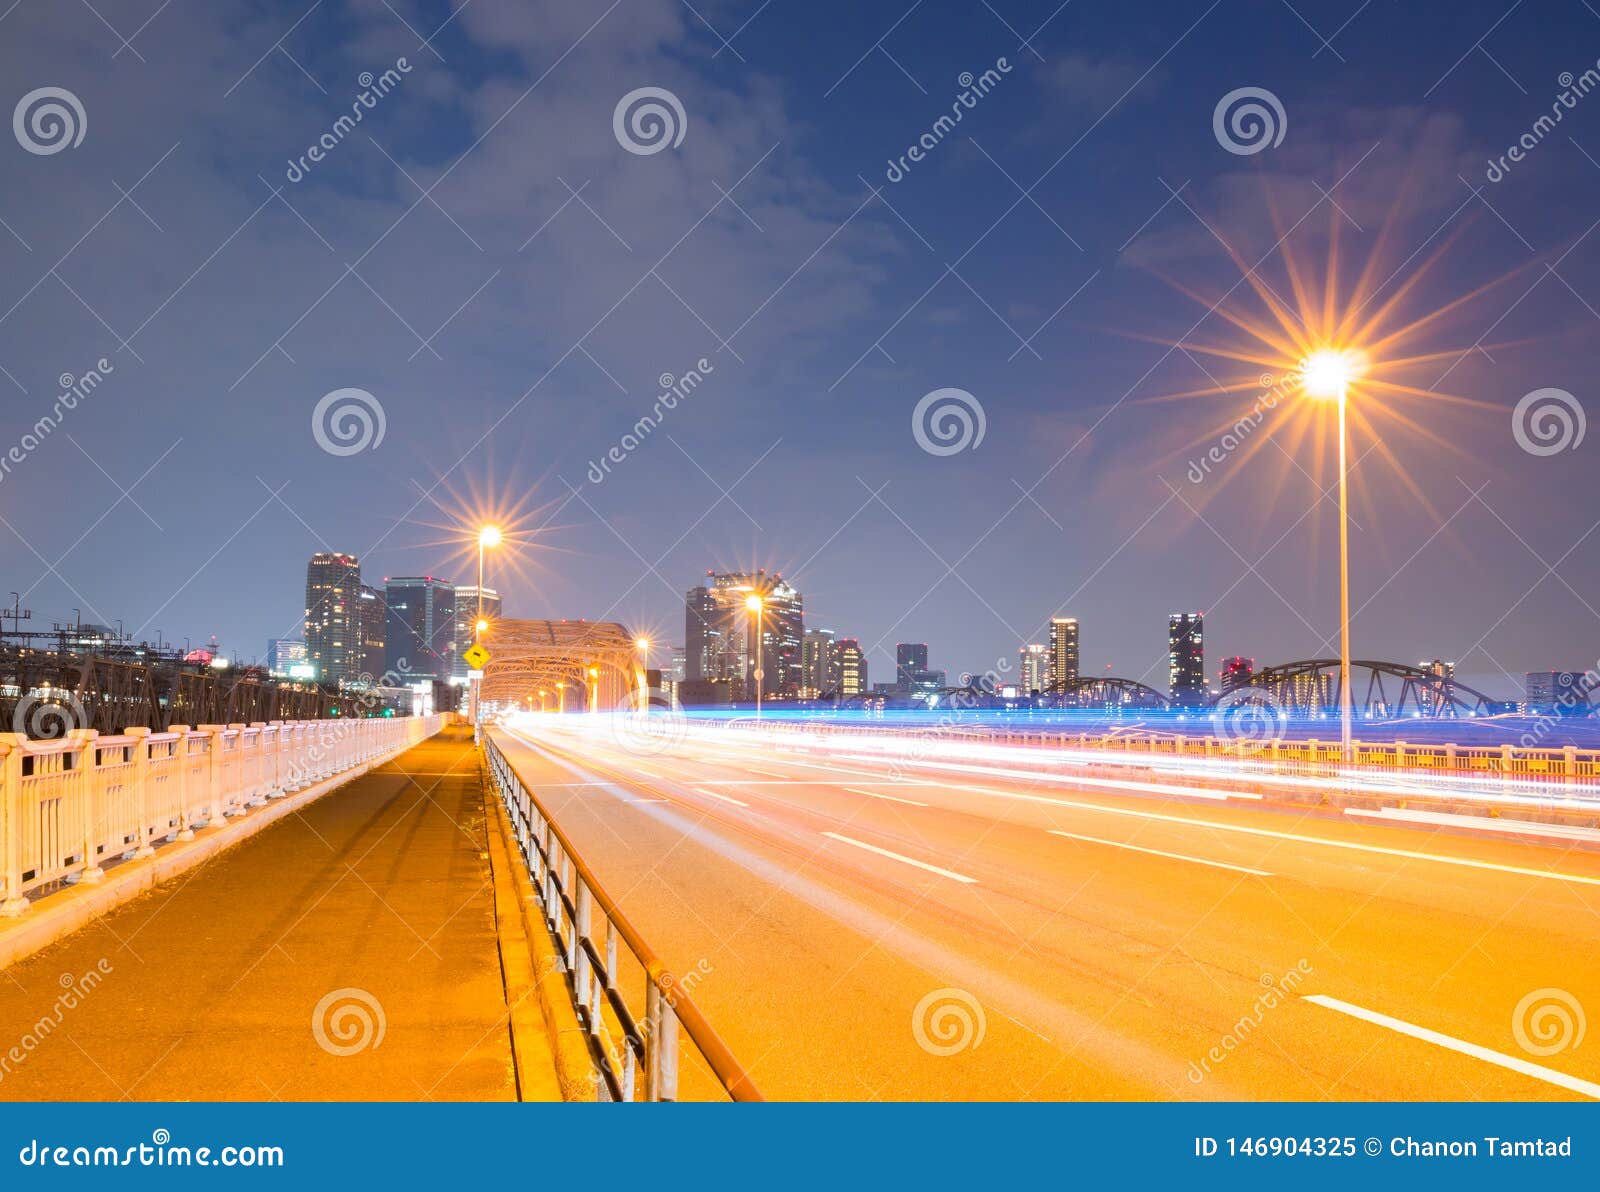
[587,666,600,714]
[1301,348,1361,762]
[745,593,765,720]
[470,525,501,732]
[634,637,651,714]
[555,681,566,714]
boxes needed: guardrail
[482,733,761,1102]
[1,715,445,915]
[734,719,1600,803]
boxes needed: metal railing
[737,719,1600,804]
[482,733,762,1102]
[1,714,445,915]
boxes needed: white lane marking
[820,832,978,884]
[940,782,1600,888]
[693,788,749,807]
[1305,995,1600,1100]
[1345,806,1600,843]
[844,787,929,807]
[1048,829,1272,876]
[623,798,666,804]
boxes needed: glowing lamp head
[477,526,502,548]
[475,619,489,634]
[1300,349,1359,400]
[744,594,764,612]
[588,667,599,678]
[635,637,650,651]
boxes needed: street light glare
[635,637,650,650]
[744,594,764,612]
[478,526,503,548]
[1301,349,1359,400]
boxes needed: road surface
[491,718,1600,1101]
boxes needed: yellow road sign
[462,643,490,670]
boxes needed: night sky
[1,0,1596,699]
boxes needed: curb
[0,733,440,971]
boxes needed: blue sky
[1,0,1597,698]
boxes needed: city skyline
[1,1,1595,709]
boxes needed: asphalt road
[491,718,1600,1102]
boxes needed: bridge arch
[477,620,639,712]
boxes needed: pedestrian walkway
[0,726,545,1101]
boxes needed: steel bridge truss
[477,620,640,711]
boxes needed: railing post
[72,729,104,883]
[0,738,27,916]
[198,725,227,827]
[573,881,594,1031]
[242,724,266,806]
[126,727,155,859]
[1565,745,1579,786]
[645,984,680,1103]
[265,721,286,799]
[175,727,196,841]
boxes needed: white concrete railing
[0,715,444,915]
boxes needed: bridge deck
[0,727,540,1101]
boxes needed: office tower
[1048,616,1079,689]
[685,569,804,699]
[1219,656,1255,693]
[453,585,502,679]
[837,638,866,696]
[357,585,386,681]
[266,639,308,677]
[1168,613,1206,705]
[304,552,361,684]
[1018,644,1049,694]
[896,643,929,691]
[906,669,946,698]
[1267,671,1334,712]
[383,577,458,682]
[1420,658,1455,715]
[1526,670,1596,715]
[802,629,839,698]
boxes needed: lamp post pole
[1336,387,1353,764]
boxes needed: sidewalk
[0,727,552,1101]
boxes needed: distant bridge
[478,619,639,712]
[0,646,381,738]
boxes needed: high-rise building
[1420,658,1455,715]
[304,552,361,685]
[896,643,929,691]
[1168,613,1206,705]
[384,577,458,681]
[1219,656,1255,693]
[837,638,866,696]
[802,629,839,698]
[1048,616,1079,690]
[1526,670,1597,715]
[685,570,803,699]
[453,585,502,679]
[1267,671,1334,712]
[266,638,308,678]
[357,585,386,682]
[1018,643,1049,694]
